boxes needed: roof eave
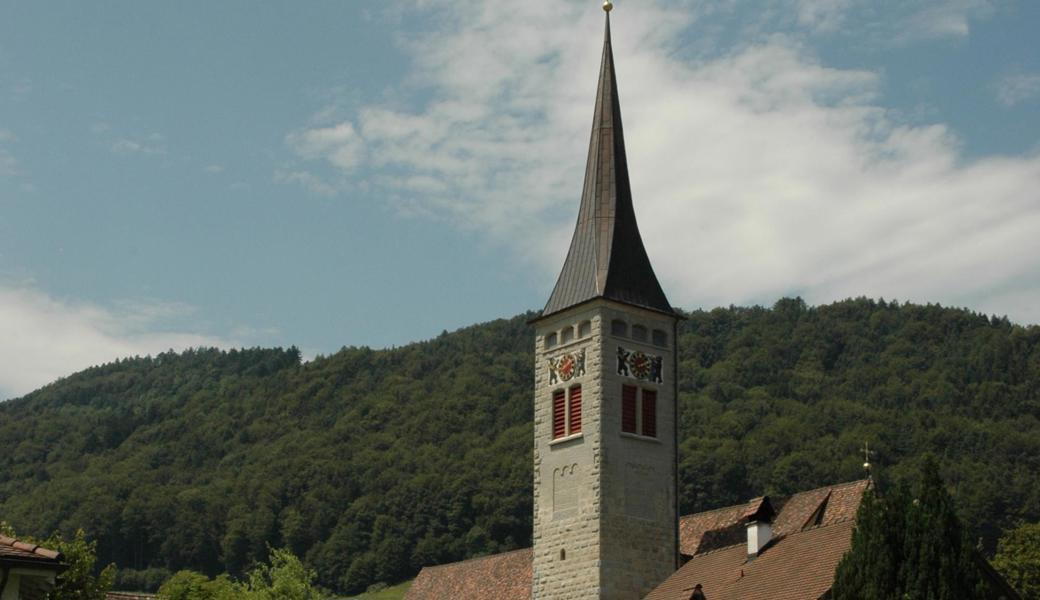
[531,296,684,325]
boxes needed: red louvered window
[568,386,582,434]
[622,385,638,433]
[641,389,657,438]
[552,389,566,439]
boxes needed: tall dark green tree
[831,484,904,598]
[833,459,1007,600]
[900,458,994,599]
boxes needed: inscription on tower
[553,464,579,518]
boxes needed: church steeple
[532,9,679,599]
[541,10,674,319]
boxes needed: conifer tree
[900,457,991,600]
[833,459,1007,600]
[832,483,904,599]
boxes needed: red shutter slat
[568,386,582,434]
[552,390,566,439]
[622,385,637,433]
[642,389,657,438]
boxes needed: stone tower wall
[596,304,677,599]
[533,304,604,599]
[533,300,677,600]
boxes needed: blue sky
[2,0,1038,399]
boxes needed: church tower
[532,5,680,599]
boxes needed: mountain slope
[1,298,1038,594]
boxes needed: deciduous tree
[993,522,1040,599]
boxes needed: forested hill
[1,298,1038,594]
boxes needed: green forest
[1,298,1038,595]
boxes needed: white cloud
[274,169,338,196]
[111,139,144,153]
[793,0,855,31]
[204,164,225,173]
[0,149,17,177]
[0,285,234,400]
[996,73,1040,107]
[286,122,365,170]
[285,0,1040,325]
[0,129,20,177]
[683,0,993,45]
[111,134,166,156]
[904,0,990,39]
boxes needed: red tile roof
[645,519,857,600]
[0,534,63,566]
[404,548,532,600]
[679,480,869,556]
[742,496,767,519]
[404,481,870,600]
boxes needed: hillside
[1,298,1038,594]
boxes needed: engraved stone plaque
[553,464,579,518]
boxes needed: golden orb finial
[603,0,613,13]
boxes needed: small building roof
[540,12,674,320]
[404,480,870,600]
[679,480,869,556]
[403,548,532,600]
[0,534,63,567]
[645,519,857,600]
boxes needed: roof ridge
[679,501,750,521]
[783,479,869,503]
[796,516,857,533]
[421,547,531,571]
[680,479,870,520]
[807,479,870,493]
[0,534,63,561]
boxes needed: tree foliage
[830,489,903,598]
[0,524,115,600]
[1,299,1038,594]
[47,529,119,600]
[993,522,1040,599]
[157,548,322,600]
[157,571,240,600]
[833,459,1005,600]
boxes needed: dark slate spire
[541,12,675,318]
